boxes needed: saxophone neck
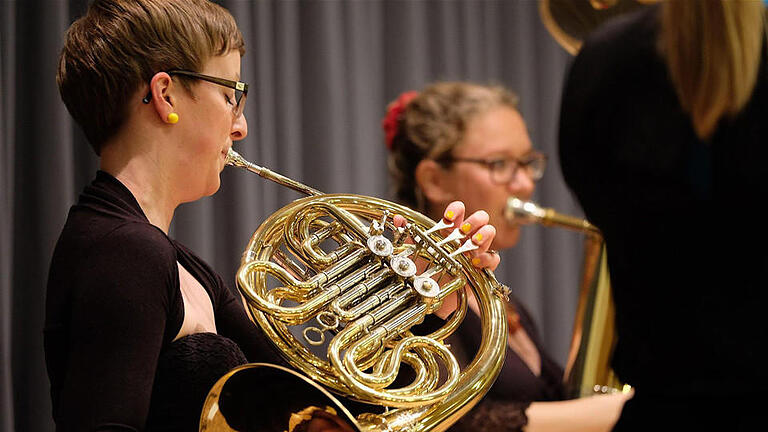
[504,197,601,236]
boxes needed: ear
[146,72,177,123]
[415,159,456,205]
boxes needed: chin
[203,176,222,197]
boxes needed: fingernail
[445,210,455,220]
[460,222,471,233]
[472,257,481,266]
[473,233,483,243]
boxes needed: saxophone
[505,197,628,397]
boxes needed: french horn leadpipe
[504,196,628,397]
[200,149,510,432]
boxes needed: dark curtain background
[1,1,586,430]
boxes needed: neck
[100,138,178,234]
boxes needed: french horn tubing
[505,197,629,397]
[200,149,511,432]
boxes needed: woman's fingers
[441,201,467,232]
[393,214,407,228]
[456,209,489,238]
[468,224,499,271]
[445,205,500,270]
[394,201,500,271]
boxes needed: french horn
[200,150,511,432]
[505,197,628,397]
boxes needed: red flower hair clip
[382,90,419,151]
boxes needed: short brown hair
[57,0,245,154]
[385,82,519,211]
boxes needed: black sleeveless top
[146,332,248,431]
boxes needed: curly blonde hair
[385,82,519,211]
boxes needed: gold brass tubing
[346,333,441,394]
[346,327,397,387]
[423,286,468,343]
[315,247,370,282]
[239,256,370,324]
[331,281,412,321]
[333,266,393,309]
[342,331,460,406]
[272,260,381,324]
[271,248,310,281]
[302,221,341,264]
[286,199,370,248]
[432,277,466,306]
[284,209,329,265]
[238,260,338,324]
[330,273,398,321]
[386,347,441,396]
[368,287,418,329]
[292,215,357,267]
[361,350,432,392]
[302,222,357,266]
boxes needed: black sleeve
[53,224,177,432]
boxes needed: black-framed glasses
[442,152,547,184]
[142,70,249,118]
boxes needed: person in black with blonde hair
[559,1,766,430]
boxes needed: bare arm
[525,392,632,432]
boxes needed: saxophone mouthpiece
[504,197,543,224]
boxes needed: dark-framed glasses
[444,152,548,184]
[142,70,249,118]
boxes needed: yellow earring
[167,112,179,124]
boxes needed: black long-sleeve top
[559,5,768,398]
[44,171,282,431]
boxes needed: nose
[231,113,248,141]
[507,168,536,198]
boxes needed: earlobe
[415,159,456,204]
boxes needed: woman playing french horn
[383,81,631,432]
[44,1,500,431]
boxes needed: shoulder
[94,221,177,270]
[569,5,660,86]
[69,221,179,305]
[581,5,659,58]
